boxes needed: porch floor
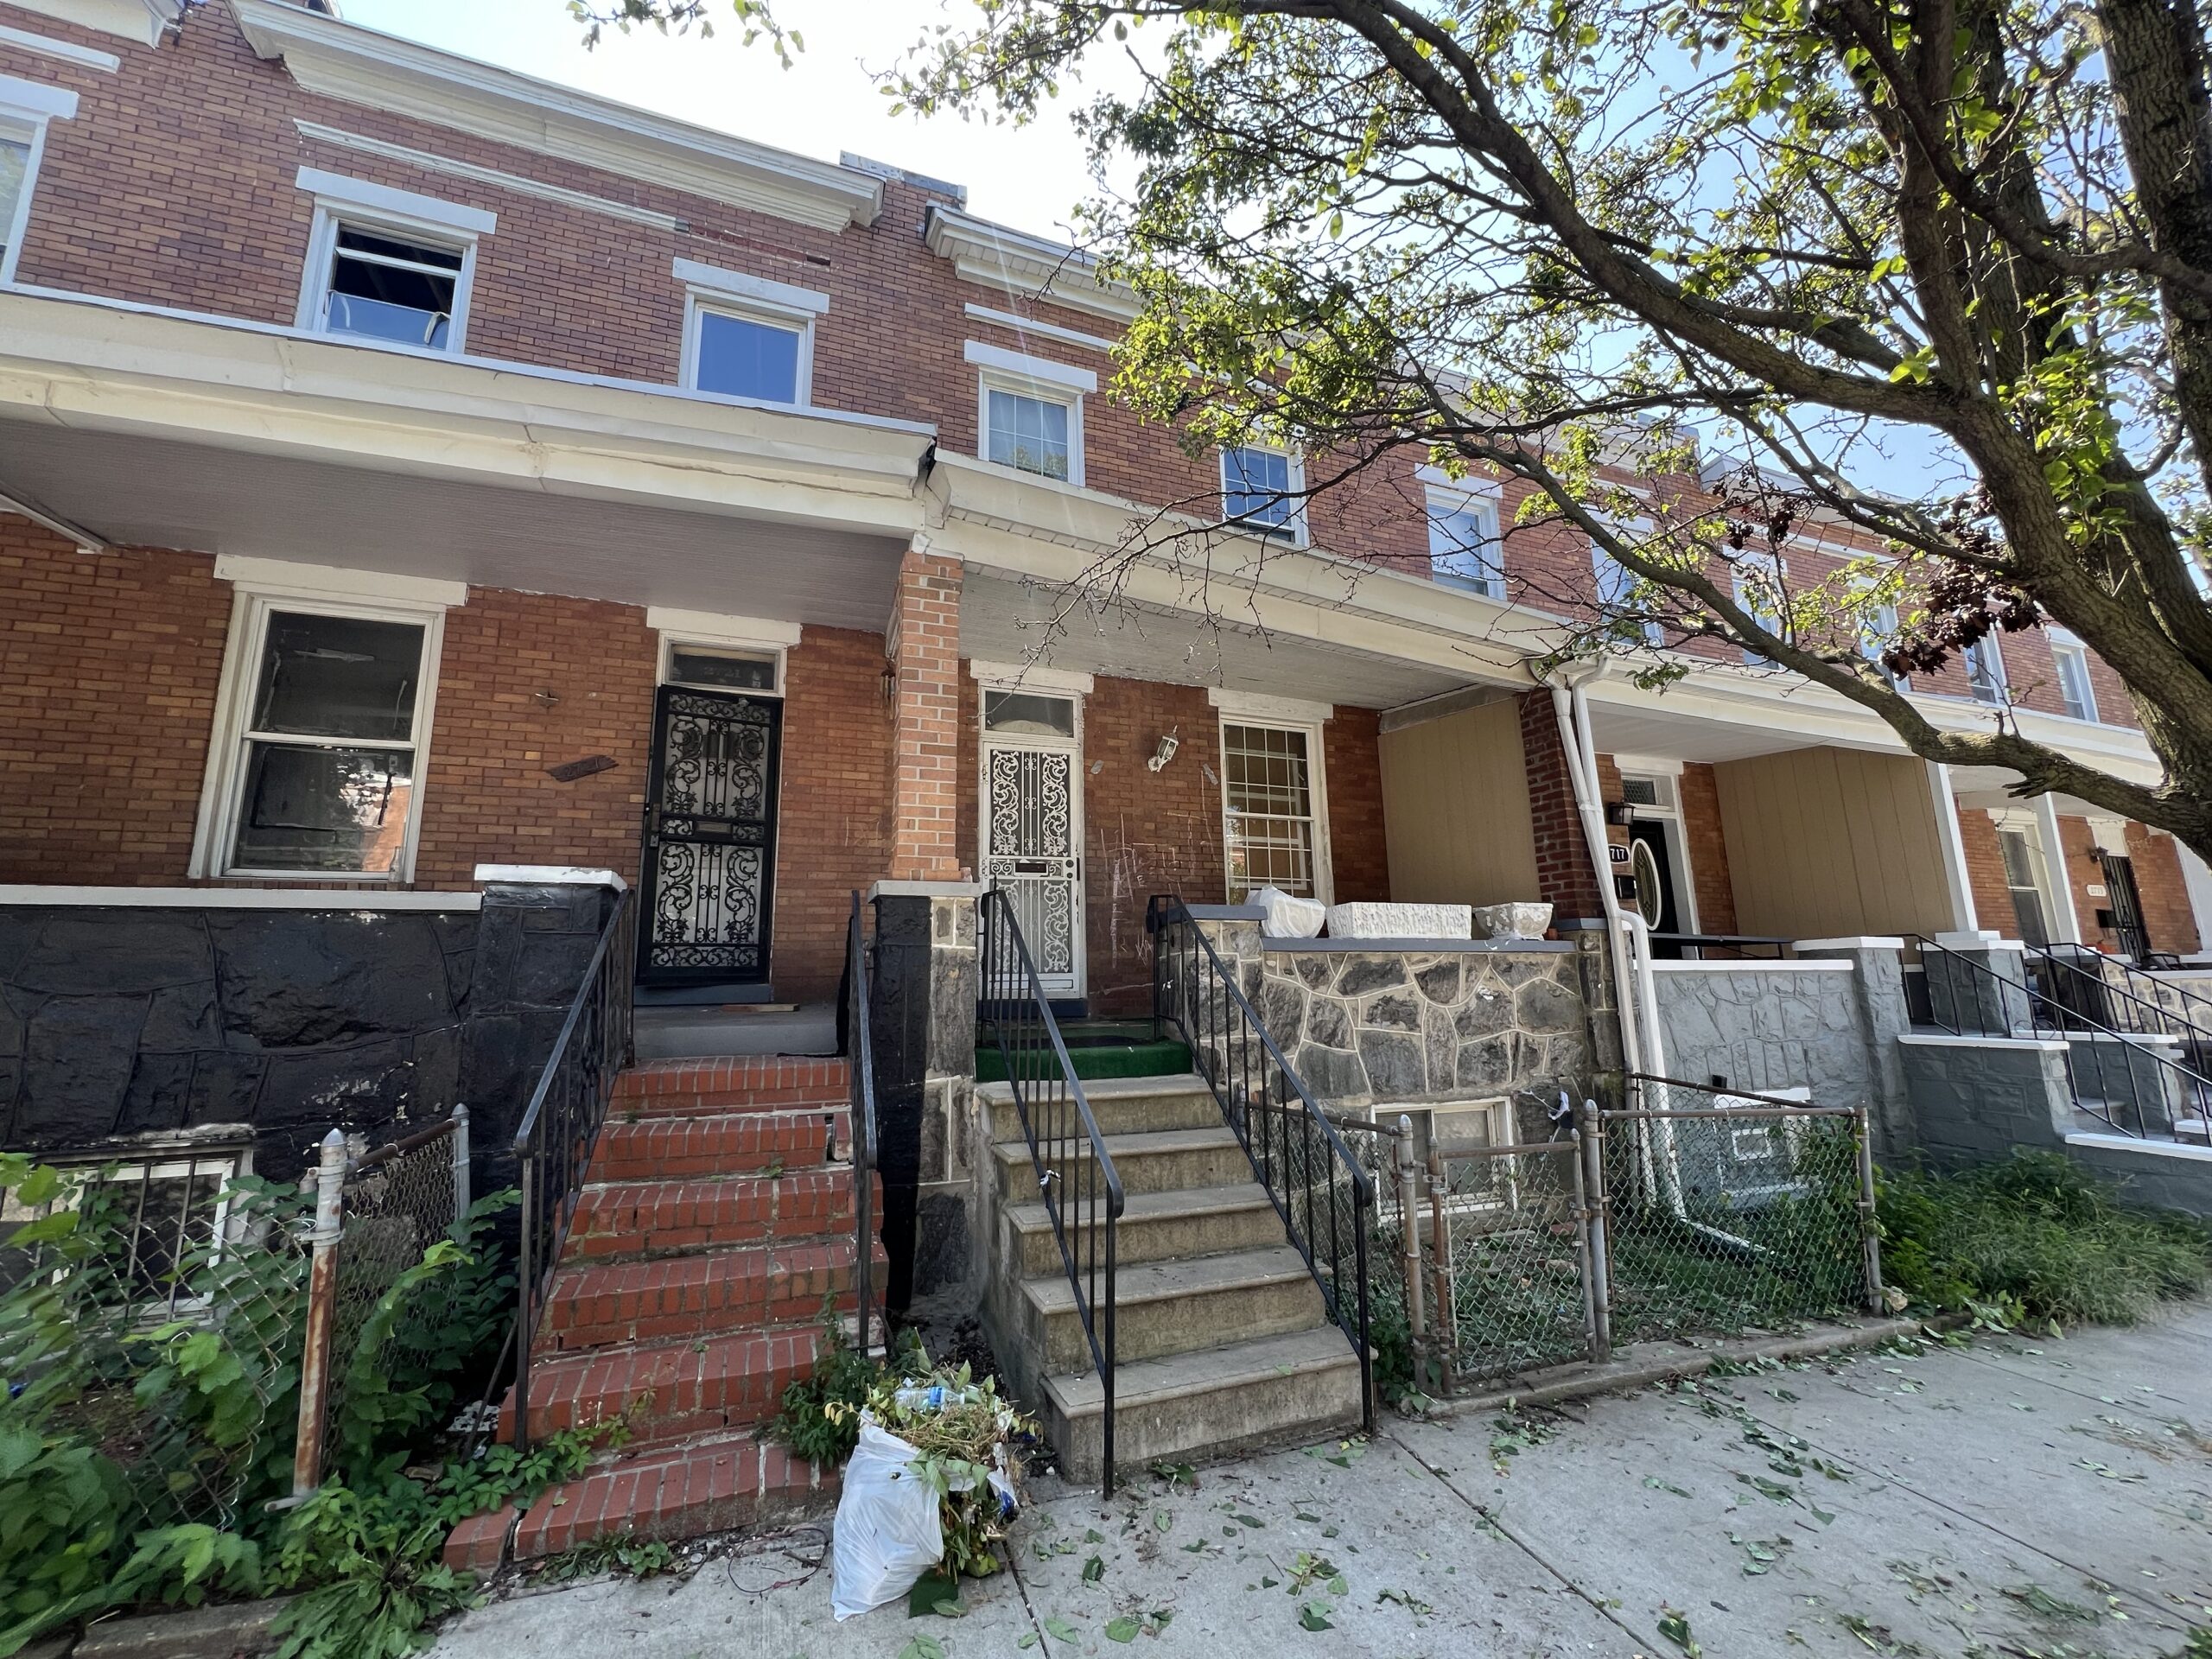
[634,1002,837,1062]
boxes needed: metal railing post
[1423,1147,1454,1385]
[448,1103,471,1238]
[1394,1114,1425,1390]
[291,1128,346,1500]
[1853,1107,1884,1312]
[1575,1097,1612,1363]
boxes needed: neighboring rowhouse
[1,0,2204,1173]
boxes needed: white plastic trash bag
[830,1418,944,1621]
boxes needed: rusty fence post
[1393,1114,1424,1390]
[1853,1108,1885,1312]
[291,1129,345,1500]
[1575,1098,1613,1363]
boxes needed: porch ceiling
[1581,697,1887,765]
[958,572,1484,710]
[0,422,912,630]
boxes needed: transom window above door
[1220,720,1330,901]
[983,690,1077,738]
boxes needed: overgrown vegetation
[1879,1152,2212,1326]
[764,1304,924,1465]
[0,1154,559,1658]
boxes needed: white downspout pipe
[1548,678,1646,1094]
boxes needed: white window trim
[1216,711,1335,906]
[0,73,79,287]
[190,575,453,884]
[1618,768,1701,937]
[1988,809,2064,943]
[969,658,1096,696]
[976,370,1085,487]
[293,172,488,356]
[2048,631,2100,723]
[1589,527,1665,647]
[963,339,1097,394]
[0,23,122,72]
[1423,481,1504,600]
[1732,553,1785,665]
[1964,632,2008,703]
[655,634,789,696]
[674,257,825,408]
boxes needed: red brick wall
[2126,823,2201,957]
[1519,692,1605,922]
[1956,808,2020,938]
[0,528,229,883]
[886,550,962,882]
[1679,762,1739,935]
[1324,707,1390,905]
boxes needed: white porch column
[1924,762,1980,934]
[2030,791,2084,944]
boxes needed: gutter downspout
[1548,676,1646,1095]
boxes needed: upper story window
[1591,538,1665,645]
[1964,635,2007,704]
[2050,632,2099,721]
[674,257,828,408]
[1734,555,1784,664]
[294,169,494,357]
[1859,599,1909,690]
[194,562,460,883]
[0,73,80,285]
[965,340,1094,486]
[1222,446,1305,543]
[1427,486,1504,599]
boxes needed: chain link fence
[1371,1081,1882,1398]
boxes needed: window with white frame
[2050,633,2098,721]
[1858,598,1909,690]
[967,341,1092,486]
[674,259,827,408]
[199,594,445,879]
[663,640,782,694]
[1964,634,2007,704]
[1426,487,1504,598]
[1591,539,1664,645]
[1221,446,1303,542]
[296,170,490,355]
[1733,554,1784,664]
[1219,719,1329,901]
[0,74,78,286]
[3,1144,250,1312]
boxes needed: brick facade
[1679,762,1739,936]
[885,548,963,883]
[1517,692,1605,922]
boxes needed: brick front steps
[447,1056,868,1573]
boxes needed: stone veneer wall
[1192,914,1599,1122]
[0,881,615,1184]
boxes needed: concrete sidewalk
[429,1303,2212,1657]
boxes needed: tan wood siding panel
[1713,748,1952,939]
[1378,699,1541,906]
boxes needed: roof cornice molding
[925,204,1140,325]
[228,0,881,233]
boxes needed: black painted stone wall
[0,883,613,1184]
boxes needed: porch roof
[0,286,927,631]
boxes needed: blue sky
[341,0,1104,240]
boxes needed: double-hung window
[195,567,454,882]
[296,170,492,355]
[1219,718,1331,902]
[1592,538,1665,645]
[2050,633,2099,721]
[0,73,80,285]
[1859,599,1909,690]
[1222,446,1305,543]
[966,341,1094,486]
[675,258,827,407]
[1734,555,1784,664]
[1964,635,2007,704]
[1426,486,1504,598]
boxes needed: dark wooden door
[639,685,781,988]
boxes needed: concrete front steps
[982,1073,1363,1484]
[453,1057,874,1573]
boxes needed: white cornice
[925,204,1140,324]
[295,122,682,231]
[230,0,881,232]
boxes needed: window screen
[1221,722,1318,899]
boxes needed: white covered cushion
[1251,886,1326,938]
[1325,901,1473,940]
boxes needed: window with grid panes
[1220,721,1322,899]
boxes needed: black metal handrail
[977,889,1124,1491]
[1147,895,1376,1430]
[846,891,880,1361]
[1649,932,1797,960]
[2021,940,2212,1051]
[1910,932,2211,1141]
[509,886,637,1452]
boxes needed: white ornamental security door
[982,741,1084,995]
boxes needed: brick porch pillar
[1518,691,1606,923]
[886,542,964,882]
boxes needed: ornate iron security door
[640,685,781,988]
[982,742,1084,995]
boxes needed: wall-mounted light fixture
[1147,729,1181,772]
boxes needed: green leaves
[1658,1605,1702,1656]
